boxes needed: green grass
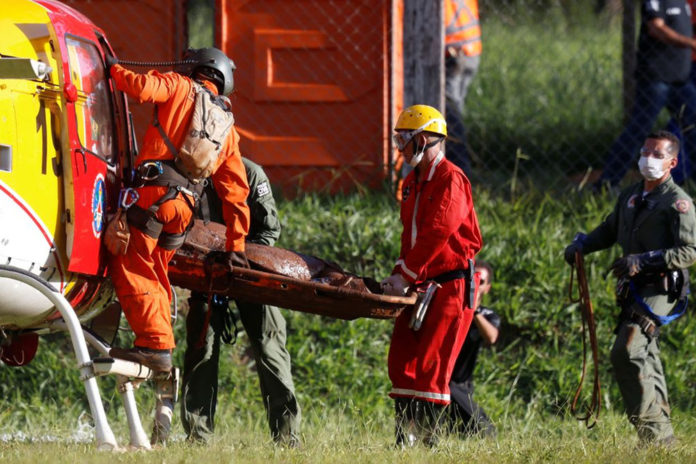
[4,188,696,461]
[2,411,696,463]
[466,8,626,182]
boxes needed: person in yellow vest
[444,0,482,178]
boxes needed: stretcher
[169,220,417,319]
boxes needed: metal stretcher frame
[168,251,417,320]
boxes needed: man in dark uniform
[447,260,500,439]
[181,157,300,446]
[597,0,696,188]
[566,131,696,445]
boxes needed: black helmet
[175,47,236,96]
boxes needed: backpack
[154,83,235,183]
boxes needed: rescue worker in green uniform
[181,157,301,446]
[565,131,696,446]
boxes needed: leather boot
[110,346,173,372]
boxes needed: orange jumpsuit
[109,65,250,350]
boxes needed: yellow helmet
[394,104,447,137]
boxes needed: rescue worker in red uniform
[382,104,483,447]
[105,48,250,372]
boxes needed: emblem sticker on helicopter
[91,174,106,238]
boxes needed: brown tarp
[168,220,415,320]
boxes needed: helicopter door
[63,36,118,276]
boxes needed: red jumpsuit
[108,65,250,350]
[388,152,482,405]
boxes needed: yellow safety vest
[444,0,482,57]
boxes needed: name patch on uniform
[675,199,691,213]
[666,7,682,15]
[627,194,639,208]
[256,181,270,197]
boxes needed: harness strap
[157,226,191,250]
[153,106,179,158]
[138,160,205,201]
[628,280,687,326]
[126,164,202,250]
[198,187,211,224]
[126,203,164,239]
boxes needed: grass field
[3,411,696,463]
[3,187,696,462]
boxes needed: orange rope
[568,251,601,428]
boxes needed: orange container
[216,0,402,193]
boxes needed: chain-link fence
[67,0,694,194]
[464,0,691,192]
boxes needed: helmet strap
[424,136,445,151]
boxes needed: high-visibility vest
[444,0,482,57]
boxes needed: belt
[433,259,476,308]
[624,309,659,337]
[433,269,467,284]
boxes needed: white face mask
[408,144,425,167]
[638,156,667,181]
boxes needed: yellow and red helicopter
[0,0,162,450]
[0,0,417,451]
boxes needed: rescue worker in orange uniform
[105,48,250,372]
[382,105,483,447]
[444,0,482,177]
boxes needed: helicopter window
[65,36,116,164]
[97,34,135,172]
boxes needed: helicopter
[1,0,419,451]
[0,0,174,450]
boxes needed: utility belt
[616,268,690,333]
[432,259,476,309]
[616,269,689,303]
[125,159,206,250]
[409,260,476,332]
[619,307,660,338]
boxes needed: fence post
[622,0,636,123]
[402,0,444,111]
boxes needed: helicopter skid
[0,265,173,450]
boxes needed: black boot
[415,400,444,448]
[394,398,416,448]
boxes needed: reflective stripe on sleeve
[396,259,418,280]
